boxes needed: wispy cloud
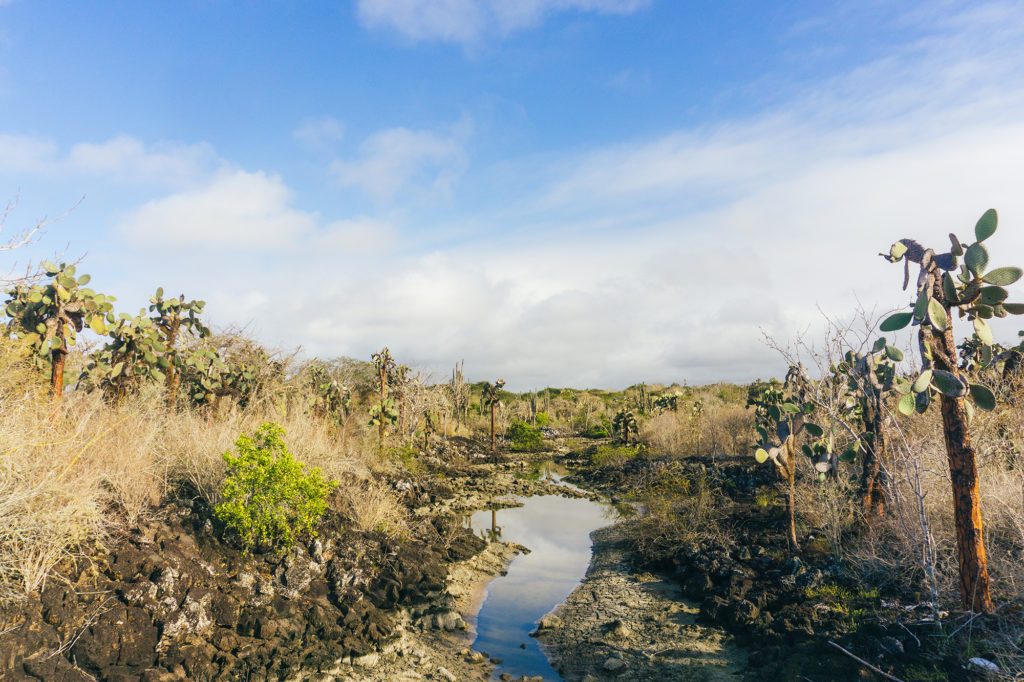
[293,116,345,148]
[330,126,467,201]
[355,0,650,45]
[0,134,216,187]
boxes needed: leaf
[965,243,990,277]
[942,272,958,302]
[840,448,858,463]
[898,392,916,415]
[801,444,814,459]
[975,208,998,242]
[980,286,1008,305]
[781,402,800,414]
[881,312,913,332]
[931,369,967,397]
[969,383,996,411]
[1003,303,1024,315]
[949,233,964,257]
[41,261,59,275]
[974,317,994,346]
[872,337,887,353]
[754,448,769,464]
[89,316,107,335]
[913,369,933,393]
[913,288,930,322]
[804,422,824,438]
[885,345,904,362]
[890,242,908,260]
[982,267,1023,286]
[927,299,948,330]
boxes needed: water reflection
[467,493,616,680]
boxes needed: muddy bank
[536,523,746,682]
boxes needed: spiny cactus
[746,367,828,553]
[3,262,115,401]
[79,312,166,401]
[829,337,903,523]
[371,347,397,450]
[149,288,210,406]
[308,362,350,426]
[880,208,1024,613]
[482,379,506,452]
[612,409,638,446]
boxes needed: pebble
[435,665,457,682]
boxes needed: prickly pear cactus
[3,262,115,399]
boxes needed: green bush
[215,422,336,553]
[582,415,612,438]
[534,412,550,426]
[591,443,641,468]
[506,420,544,451]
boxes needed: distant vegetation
[2,206,1024,673]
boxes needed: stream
[464,463,618,680]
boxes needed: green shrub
[591,443,641,468]
[582,422,610,438]
[506,420,544,451]
[215,422,336,553]
[534,412,550,426]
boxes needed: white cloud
[118,169,318,249]
[0,133,215,186]
[293,116,345,147]
[355,0,649,45]
[331,126,467,201]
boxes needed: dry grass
[640,400,753,458]
[0,340,403,603]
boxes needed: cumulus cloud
[331,126,467,201]
[355,0,649,45]
[118,170,318,249]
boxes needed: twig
[898,622,920,647]
[947,611,981,639]
[828,640,905,682]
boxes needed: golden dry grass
[0,341,406,602]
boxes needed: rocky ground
[536,524,747,682]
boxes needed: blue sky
[2,1,1024,390]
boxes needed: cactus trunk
[490,403,496,452]
[927,317,993,613]
[783,437,799,554]
[50,347,67,403]
[860,406,887,524]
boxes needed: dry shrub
[0,337,400,601]
[640,401,752,458]
[339,477,407,537]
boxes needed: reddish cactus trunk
[928,320,993,613]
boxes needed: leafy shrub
[215,422,336,553]
[591,443,641,468]
[506,420,544,451]
[534,412,550,426]
[582,416,611,438]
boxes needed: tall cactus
[831,338,903,523]
[747,368,827,553]
[4,262,115,402]
[149,289,210,406]
[371,347,398,451]
[79,312,165,401]
[880,208,1024,613]
[612,409,638,446]
[482,379,505,453]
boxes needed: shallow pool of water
[465,493,617,680]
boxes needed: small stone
[436,666,457,682]
[352,652,380,667]
[968,658,999,678]
[603,657,626,672]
